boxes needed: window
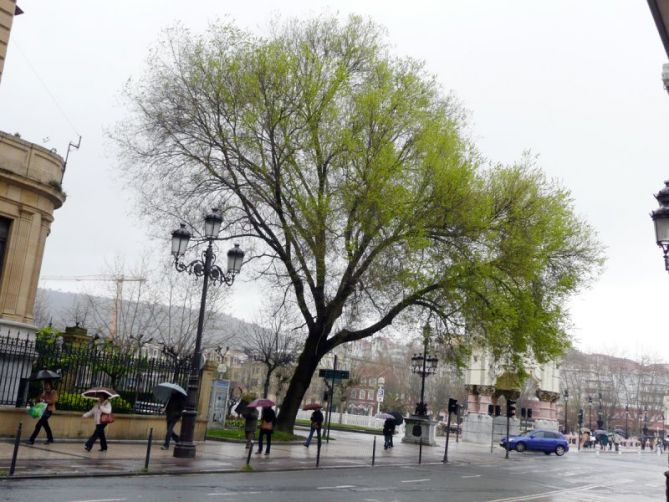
[0,217,10,279]
[350,390,357,400]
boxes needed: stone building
[0,1,67,406]
[462,349,560,443]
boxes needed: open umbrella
[389,411,404,425]
[81,387,119,400]
[302,403,322,411]
[375,412,395,420]
[32,369,60,381]
[247,398,274,408]
[153,382,187,402]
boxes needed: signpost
[318,369,350,380]
[320,359,349,443]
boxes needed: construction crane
[38,274,146,339]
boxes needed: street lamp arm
[174,253,237,286]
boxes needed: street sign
[377,387,384,403]
[319,368,350,380]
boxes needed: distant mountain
[34,288,258,351]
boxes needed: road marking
[462,475,481,478]
[317,485,356,490]
[70,499,127,502]
[401,478,430,483]
[483,484,600,502]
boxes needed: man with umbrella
[27,371,59,445]
[161,390,186,450]
[303,404,324,448]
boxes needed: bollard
[665,470,669,501]
[144,427,153,470]
[372,436,376,466]
[246,441,254,467]
[418,437,423,465]
[9,422,22,477]
[316,438,322,467]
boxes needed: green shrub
[57,392,132,414]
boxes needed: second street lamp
[170,209,244,458]
[410,327,438,417]
[651,180,669,272]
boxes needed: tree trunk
[276,340,323,433]
[263,367,274,399]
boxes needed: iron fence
[0,332,190,414]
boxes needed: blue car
[500,429,569,456]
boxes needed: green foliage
[57,392,132,414]
[35,327,63,348]
[119,15,603,430]
[207,428,304,442]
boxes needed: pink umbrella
[247,398,275,408]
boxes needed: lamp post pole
[588,396,592,430]
[625,405,629,439]
[170,210,244,459]
[563,389,569,434]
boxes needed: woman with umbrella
[82,389,115,452]
[249,399,275,455]
[27,372,59,445]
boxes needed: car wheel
[515,442,526,453]
[544,451,551,455]
[555,445,566,456]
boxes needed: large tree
[116,15,602,432]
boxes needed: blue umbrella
[153,382,187,402]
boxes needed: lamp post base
[402,415,437,446]
[173,442,197,458]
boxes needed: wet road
[1,447,667,501]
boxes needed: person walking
[383,418,396,449]
[161,391,185,450]
[242,405,259,449]
[256,406,276,455]
[83,396,112,452]
[27,379,58,445]
[304,408,324,447]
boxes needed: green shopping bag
[27,402,47,418]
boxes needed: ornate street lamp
[410,326,438,417]
[651,180,669,272]
[170,209,244,458]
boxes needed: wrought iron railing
[0,332,190,414]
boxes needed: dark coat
[310,410,324,429]
[165,394,185,420]
[243,407,259,432]
[383,418,396,435]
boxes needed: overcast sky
[1,1,668,359]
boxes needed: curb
[1,458,455,481]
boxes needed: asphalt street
[1,448,667,502]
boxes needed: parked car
[500,429,569,456]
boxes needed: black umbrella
[32,369,60,381]
[389,411,404,425]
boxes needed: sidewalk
[0,431,494,479]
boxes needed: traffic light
[507,399,516,418]
[495,405,501,416]
[521,407,526,418]
[578,408,584,426]
[527,408,533,419]
[448,398,458,414]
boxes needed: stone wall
[0,408,208,441]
